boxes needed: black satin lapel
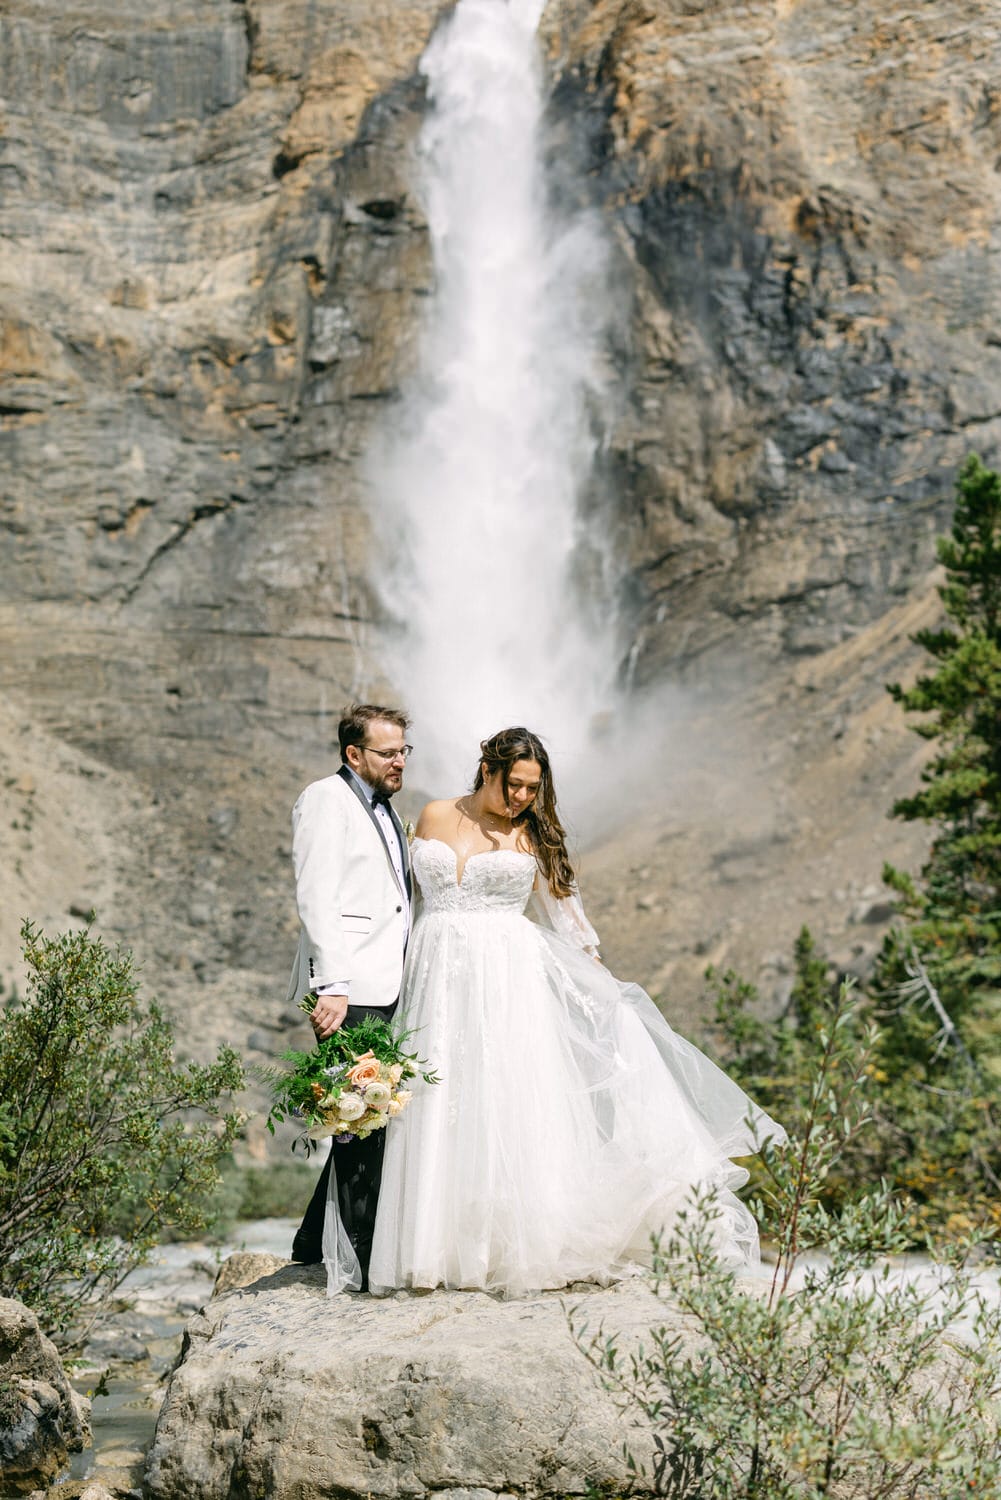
[337,765,409,899]
[388,804,413,901]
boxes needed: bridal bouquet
[265,1010,439,1146]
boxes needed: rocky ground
[7,1212,1001,1500]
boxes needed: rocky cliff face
[0,0,443,1067]
[0,1,995,1115]
[544,0,1001,672]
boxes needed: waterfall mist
[369,0,626,814]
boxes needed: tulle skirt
[366,910,785,1297]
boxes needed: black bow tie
[372,792,390,810]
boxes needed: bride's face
[482,758,542,820]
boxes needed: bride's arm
[528,878,602,958]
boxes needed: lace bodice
[412,837,537,916]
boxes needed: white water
[369,0,620,804]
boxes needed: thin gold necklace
[459,795,509,829]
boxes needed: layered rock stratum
[1,1,997,1133]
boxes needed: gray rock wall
[543,0,1001,674]
[0,0,443,1045]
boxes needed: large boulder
[0,1297,90,1496]
[144,1261,665,1500]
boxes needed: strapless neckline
[413,835,536,889]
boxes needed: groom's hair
[338,703,411,762]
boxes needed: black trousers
[290,1001,397,1285]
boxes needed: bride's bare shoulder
[415,798,461,837]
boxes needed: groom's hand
[311,993,348,1039]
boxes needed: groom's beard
[369,766,403,800]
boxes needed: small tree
[0,921,245,1334]
[885,451,1001,1003]
[705,927,865,1207]
[872,453,1001,1225]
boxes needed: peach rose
[346,1051,381,1088]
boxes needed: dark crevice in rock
[300,255,325,293]
[361,1417,391,1458]
[359,198,403,222]
[119,497,252,603]
[231,0,259,79]
[272,150,304,180]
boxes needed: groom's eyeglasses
[362,744,414,762]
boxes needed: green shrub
[0,921,245,1334]
[573,983,1001,1498]
[233,1162,319,1220]
[198,1158,319,1241]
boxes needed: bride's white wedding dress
[363,837,785,1297]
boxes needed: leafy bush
[573,982,1001,1498]
[0,921,245,1333]
[207,1159,321,1231]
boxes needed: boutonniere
[405,821,416,846]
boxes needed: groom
[287,703,413,1287]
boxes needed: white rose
[388,1063,404,1084]
[394,1089,413,1107]
[365,1081,392,1110]
[336,1091,365,1122]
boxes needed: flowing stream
[67,1219,298,1489]
[370,0,619,800]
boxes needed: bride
[363,726,785,1297]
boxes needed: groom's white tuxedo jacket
[286,766,412,1011]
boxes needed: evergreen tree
[872,453,1001,1226]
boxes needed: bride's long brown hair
[473,728,575,898]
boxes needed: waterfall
[370,0,619,804]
